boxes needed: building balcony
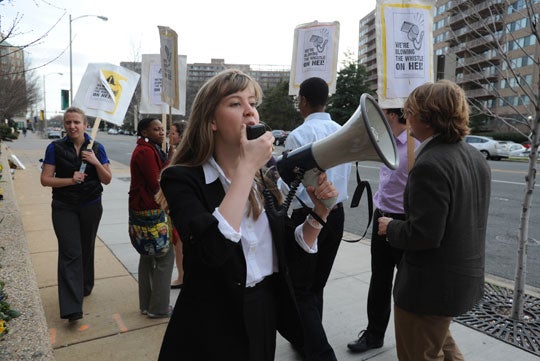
[456,69,498,86]
[449,15,503,40]
[453,34,500,56]
[363,53,378,64]
[456,52,501,68]
[465,87,496,99]
[366,63,378,73]
[447,0,505,27]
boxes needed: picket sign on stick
[79,117,102,174]
[158,26,179,153]
[87,117,102,149]
[407,127,415,172]
[289,20,340,96]
[161,111,167,152]
[168,105,173,149]
[72,63,140,175]
[375,0,436,172]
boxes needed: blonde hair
[64,107,88,124]
[404,80,470,143]
[156,69,280,218]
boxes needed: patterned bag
[128,209,171,256]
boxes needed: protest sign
[140,54,187,115]
[289,20,340,96]
[376,0,436,108]
[158,26,179,109]
[73,63,140,126]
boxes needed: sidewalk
[6,132,539,360]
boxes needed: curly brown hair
[404,80,470,143]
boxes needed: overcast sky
[2,0,376,117]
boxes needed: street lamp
[43,72,63,131]
[69,14,108,104]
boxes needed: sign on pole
[376,0,436,108]
[158,26,179,109]
[289,20,340,96]
[61,89,69,110]
[73,63,140,126]
[140,54,187,115]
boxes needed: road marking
[493,180,539,187]
[113,313,128,332]
[492,168,527,175]
[50,328,56,345]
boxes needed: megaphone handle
[302,168,337,209]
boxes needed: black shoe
[67,312,83,323]
[347,330,383,353]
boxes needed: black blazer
[387,137,491,316]
[158,165,306,361]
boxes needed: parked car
[107,128,119,135]
[520,149,540,157]
[464,135,509,160]
[499,141,527,157]
[271,129,288,146]
[47,130,62,139]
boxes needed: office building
[0,37,25,80]
[358,10,378,94]
[120,58,289,125]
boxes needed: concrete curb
[0,143,54,361]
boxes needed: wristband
[306,214,323,230]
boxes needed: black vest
[51,138,103,205]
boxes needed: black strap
[342,162,373,243]
[288,162,373,244]
[295,196,328,227]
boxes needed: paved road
[20,132,540,289]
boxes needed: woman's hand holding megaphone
[306,171,338,216]
[303,168,338,210]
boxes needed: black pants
[366,208,404,338]
[52,199,102,318]
[243,274,277,361]
[288,205,344,361]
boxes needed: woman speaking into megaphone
[155,69,338,361]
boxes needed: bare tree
[1,1,66,126]
[0,60,40,121]
[444,0,539,320]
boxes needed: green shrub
[0,125,16,140]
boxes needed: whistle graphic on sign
[309,34,329,53]
[101,69,128,115]
[401,21,424,51]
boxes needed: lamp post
[43,72,63,131]
[69,14,108,104]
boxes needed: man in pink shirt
[347,108,419,353]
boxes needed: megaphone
[276,93,399,208]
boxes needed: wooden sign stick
[79,117,102,173]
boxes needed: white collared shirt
[203,157,316,288]
[284,112,351,209]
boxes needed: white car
[107,128,119,135]
[464,135,509,160]
[47,130,62,139]
[500,142,527,157]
